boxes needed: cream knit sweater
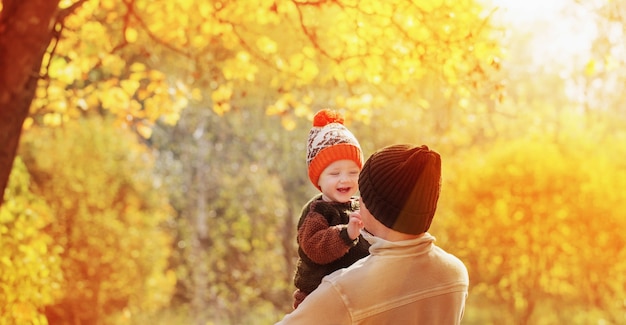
[277,232,468,325]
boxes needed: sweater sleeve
[298,211,353,264]
[275,279,351,325]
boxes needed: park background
[1,0,625,324]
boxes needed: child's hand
[347,211,363,240]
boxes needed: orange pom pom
[312,109,344,127]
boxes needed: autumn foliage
[2,0,626,324]
[439,138,626,324]
[16,118,175,324]
[0,158,62,324]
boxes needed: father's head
[358,144,442,235]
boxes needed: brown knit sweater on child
[292,194,371,308]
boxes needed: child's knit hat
[306,109,363,190]
[358,144,441,234]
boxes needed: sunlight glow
[486,0,597,67]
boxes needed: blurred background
[1,0,625,324]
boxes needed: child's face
[318,159,360,203]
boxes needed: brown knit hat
[306,109,363,190]
[358,144,441,234]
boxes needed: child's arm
[298,212,360,264]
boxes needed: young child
[292,108,371,309]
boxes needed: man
[277,144,469,324]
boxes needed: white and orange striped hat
[306,109,363,190]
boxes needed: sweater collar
[361,231,435,256]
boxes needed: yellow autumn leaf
[101,87,130,112]
[125,27,138,43]
[211,84,233,103]
[43,113,63,127]
[584,59,596,76]
[223,52,259,81]
[148,70,165,80]
[160,112,180,125]
[265,104,281,115]
[281,115,296,130]
[58,0,75,9]
[120,79,141,95]
[102,54,125,75]
[100,0,116,10]
[256,36,277,54]
[136,121,153,139]
[294,102,310,117]
[130,62,147,72]
[22,117,34,131]
[213,102,231,116]
[48,57,77,84]
[300,60,319,83]
[191,88,203,101]
[49,98,68,113]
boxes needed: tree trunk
[0,0,60,206]
[191,120,210,325]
